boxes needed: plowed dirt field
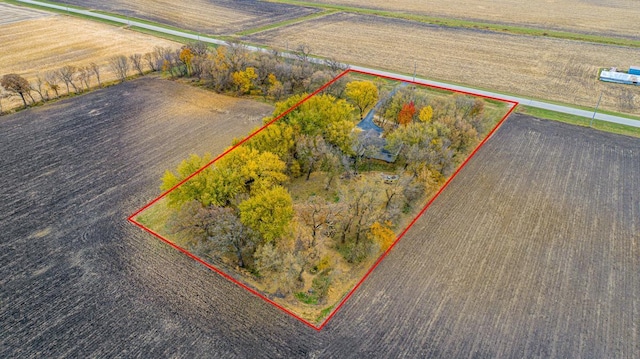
[51,0,319,35]
[1,77,637,357]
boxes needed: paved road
[17,0,640,128]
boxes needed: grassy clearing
[266,0,640,48]
[137,199,173,235]
[516,105,640,138]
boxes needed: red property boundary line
[128,69,518,331]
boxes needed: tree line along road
[15,0,640,129]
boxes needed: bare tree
[143,52,157,72]
[296,196,338,246]
[187,40,208,57]
[172,201,256,268]
[108,55,129,82]
[1,74,31,108]
[226,41,250,73]
[57,65,78,94]
[129,53,144,76]
[324,57,347,73]
[294,44,312,63]
[148,46,172,72]
[618,89,636,112]
[44,71,60,98]
[31,73,48,101]
[76,66,91,92]
[332,180,383,260]
[90,63,101,88]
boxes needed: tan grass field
[0,6,178,111]
[246,12,640,115]
[302,0,640,39]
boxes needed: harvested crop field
[303,0,640,39]
[1,74,638,356]
[51,0,319,35]
[0,3,49,25]
[245,12,640,115]
[0,8,179,111]
[0,10,178,78]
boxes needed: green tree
[267,73,284,100]
[276,93,356,153]
[239,186,294,243]
[345,80,379,119]
[419,105,434,123]
[232,66,257,94]
[382,87,413,122]
[245,123,295,162]
[217,146,288,194]
[161,153,215,208]
[162,146,288,209]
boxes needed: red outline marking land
[128,69,518,331]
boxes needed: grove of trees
[147,75,503,321]
[1,41,346,115]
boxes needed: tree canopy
[345,80,378,119]
[161,147,288,208]
[277,93,356,154]
[161,153,215,208]
[239,186,294,243]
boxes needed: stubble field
[245,12,640,115]
[50,0,319,35]
[302,0,640,39]
[1,77,638,357]
[0,4,178,111]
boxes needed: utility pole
[590,91,603,127]
[413,60,417,82]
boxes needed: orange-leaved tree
[397,101,416,126]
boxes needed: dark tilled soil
[1,78,638,358]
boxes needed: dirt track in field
[244,12,640,116]
[1,78,638,357]
[51,0,319,35]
